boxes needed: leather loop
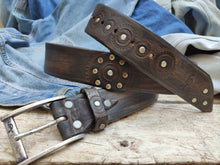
[83,88,108,131]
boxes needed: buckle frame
[1,96,85,165]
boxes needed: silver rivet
[120,34,127,40]
[97,57,103,64]
[73,120,82,129]
[64,101,73,109]
[192,98,197,103]
[95,80,101,86]
[117,82,123,89]
[106,84,111,90]
[203,101,208,106]
[122,72,128,78]
[92,68,98,74]
[203,89,208,94]
[105,24,111,30]
[109,54,115,61]
[94,100,101,107]
[107,69,114,77]
[104,99,112,107]
[119,60,125,66]
[139,46,146,54]
[160,60,167,68]
[99,123,106,129]
[95,18,100,23]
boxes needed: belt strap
[1,88,157,164]
[45,43,171,94]
[85,4,213,112]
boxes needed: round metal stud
[192,98,197,103]
[203,88,209,94]
[92,68,98,74]
[95,80,101,86]
[160,60,168,68]
[73,120,82,129]
[119,60,125,66]
[107,69,114,77]
[120,34,127,41]
[94,100,101,107]
[109,54,115,61]
[106,84,112,90]
[95,18,100,23]
[104,99,112,108]
[99,123,106,129]
[105,24,111,30]
[64,101,73,109]
[122,72,128,78]
[117,82,123,89]
[203,101,208,106]
[97,57,103,64]
[139,46,146,54]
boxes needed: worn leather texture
[85,4,213,112]
[50,88,157,140]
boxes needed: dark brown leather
[50,88,157,140]
[85,4,213,112]
[45,43,171,94]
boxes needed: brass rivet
[203,101,208,106]
[192,98,197,103]
[122,72,128,78]
[203,88,208,94]
[160,60,167,68]
[106,84,111,90]
[99,123,106,129]
[120,34,127,40]
[119,60,125,66]
[105,24,111,30]
[139,46,146,54]
[92,68,98,74]
[95,80,101,86]
[109,54,115,61]
[95,18,100,23]
[94,100,101,107]
[117,82,123,89]
[107,69,114,76]
[97,57,103,64]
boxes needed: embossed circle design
[135,41,151,58]
[153,53,175,75]
[90,55,130,90]
[111,24,136,50]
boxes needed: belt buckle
[1,96,85,165]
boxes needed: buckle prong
[1,96,85,165]
[14,116,66,141]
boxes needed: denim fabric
[132,0,193,36]
[163,33,220,94]
[171,0,220,37]
[0,0,197,106]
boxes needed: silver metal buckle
[1,96,85,165]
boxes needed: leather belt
[1,4,214,165]
[1,88,157,164]
[45,4,213,112]
[84,4,213,112]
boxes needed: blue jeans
[0,0,193,106]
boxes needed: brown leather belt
[1,87,157,164]
[1,4,214,165]
[45,4,213,112]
